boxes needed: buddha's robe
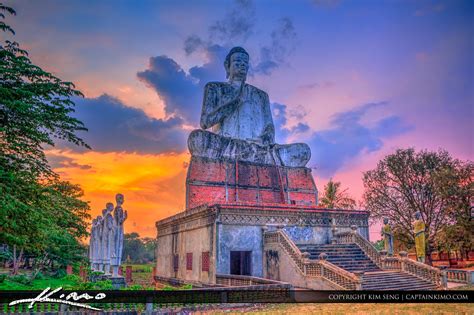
[188,82,311,167]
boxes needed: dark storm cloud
[254,17,297,75]
[47,155,92,170]
[208,0,256,42]
[308,102,413,177]
[184,34,205,55]
[137,45,227,126]
[61,94,187,153]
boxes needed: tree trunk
[11,245,16,275]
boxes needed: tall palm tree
[319,179,356,209]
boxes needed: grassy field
[0,276,80,290]
[212,303,474,315]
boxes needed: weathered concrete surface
[156,224,215,283]
[216,225,263,277]
[188,129,311,167]
[263,243,339,289]
[155,204,370,285]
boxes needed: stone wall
[216,224,264,277]
[156,224,215,283]
[263,242,339,289]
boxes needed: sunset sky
[5,0,473,240]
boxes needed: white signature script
[9,287,106,311]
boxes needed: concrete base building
[155,157,443,290]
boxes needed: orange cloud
[47,149,189,237]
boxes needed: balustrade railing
[335,229,382,268]
[334,227,444,289]
[401,255,442,287]
[445,269,471,284]
[264,229,361,290]
[216,274,290,287]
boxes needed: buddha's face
[228,52,249,81]
[415,212,421,220]
[383,218,389,224]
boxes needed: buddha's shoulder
[204,82,268,97]
[246,84,268,98]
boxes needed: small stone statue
[93,215,104,271]
[101,203,115,275]
[111,193,127,277]
[89,218,96,269]
[188,46,311,167]
[381,218,393,256]
[90,217,102,271]
[413,211,426,263]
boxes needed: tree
[122,233,156,264]
[0,4,90,273]
[319,179,356,209]
[363,148,473,264]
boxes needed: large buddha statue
[188,47,311,167]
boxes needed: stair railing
[335,226,383,268]
[264,228,362,290]
[398,251,443,288]
[335,226,445,289]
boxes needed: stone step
[297,243,436,290]
[363,277,432,285]
[363,284,436,291]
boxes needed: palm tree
[319,179,356,209]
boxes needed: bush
[123,284,144,290]
[9,274,32,285]
[33,271,45,280]
[0,274,6,283]
[52,269,67,279]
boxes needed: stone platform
[155,202,369,285]
[186,156,318,209]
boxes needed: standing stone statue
[413,211,426,263]
[381,218,394,256]
[89,218,96,269]
[89,218,100,271]
[187,46,311,167]
[111,193,127,277]
[93,215,103,271]
[100,203,115,275]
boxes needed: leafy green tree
[363,148,473,264]
[0,4,90,273]
[122,233,156,264]
[319,179,356,209]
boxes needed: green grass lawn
[0,276,80,290]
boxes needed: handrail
[335,228,444,288]
[445,269,471,284]
[264,229,361,290]
[402,256,442,287]
[335,230,382,268]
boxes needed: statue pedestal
[110,276,126,289]
[89,272,108,283]
[186,156,318,209]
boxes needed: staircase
[297,243,438,290]
[362,271,437,290]
[298,244,381,273]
